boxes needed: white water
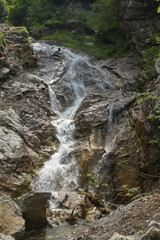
[32,42,112,194]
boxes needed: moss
[0,32,5,49]
[153,31,160,44]
[10,26,29,36]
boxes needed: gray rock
[21,192,51,230]
[0,67,10,79]
[148,220,160,230]
[0,234,15,240]
[146,226,160,239]
[0,194,25,235]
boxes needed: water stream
[32,42,112,198]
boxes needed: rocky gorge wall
[0,0,160,239]
[0,0,159,203]
[118,0,160,52]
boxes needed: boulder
[21,192,51,230]
[0,234,15,240]
[0,194,25,235]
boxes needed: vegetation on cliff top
[3,0,129,58]
[1,0,159,60]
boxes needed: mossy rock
[0,32,5,49]
[10,26,29,37]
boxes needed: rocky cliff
[0,24,56,194]
[118,0,160,52]
[0,0,160,239]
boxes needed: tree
[90,0,118,32]
[0,0,8,22]
[7,0,31,26]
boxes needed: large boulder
[0,194,25,235]
[21,192,51,230]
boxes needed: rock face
[118,0,160,51]
[20,192,51,230]
[74,55,160,202]
[0,194,25,235]
[0,25,56,193]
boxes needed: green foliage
[102,183,109,187]
[149,140,158,144]
[90,0,117,32]
[155,0,160,13]
[138,92,158,103]
[138,46,160,82]
[10,26,29,35]
[153,32,160,44]
[0,32,5,48]
[121,184,140,197]
[87,172,98,184]
[41,30,128,59]
[7,0,31,26]
[0,0,8,20]
[138,92,160,144]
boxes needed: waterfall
[32,42,112,196]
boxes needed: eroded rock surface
[20,192,51,230]
[0,25,56,193]
[0,194,25,235]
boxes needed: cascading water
[32,42,112,199]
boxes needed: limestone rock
[98,57,141,90]
[0,194,25,235]
[109,233,136,240]
[21,192,51,230]
[0,234,15,240]
[0,71,56,193]
[0,67,10,80]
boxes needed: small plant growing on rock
[87,172,98,184]
[121,185,140,198]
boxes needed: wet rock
[146,226,160,239]
[0,234,15,240]
[0,73,56,193]
[21,192,51,230]
[99,57,141,91]
[0,194,25,235]
[75,90,136,137]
